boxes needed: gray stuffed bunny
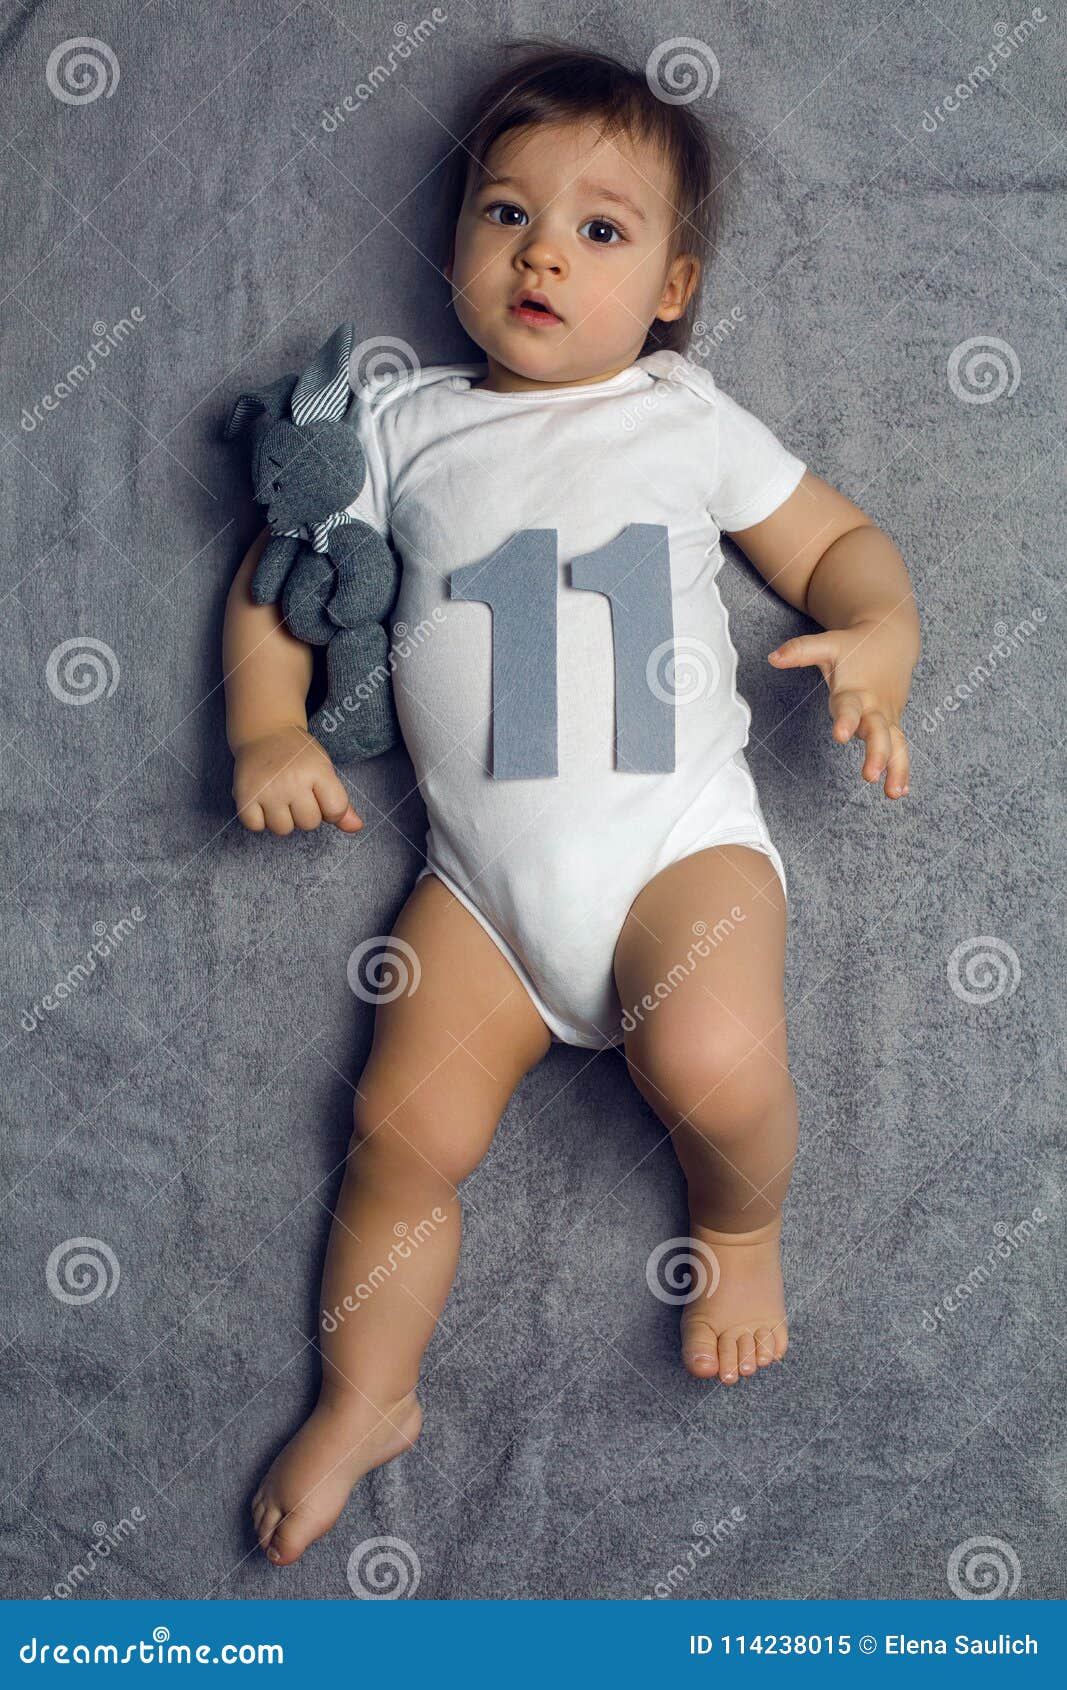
[222,321,401,763]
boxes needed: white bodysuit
[344,348,806,1049]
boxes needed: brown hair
[438,36,734,358]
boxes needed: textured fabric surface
[1,0,1063,1602]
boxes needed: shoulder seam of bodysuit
[351,361,482,421]
[656,350,720,409]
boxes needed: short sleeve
[342,382,392,539]
[708,386,806,532]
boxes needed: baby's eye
[579,217,624,245]
[485,201,527,228]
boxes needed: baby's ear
[291,321,355,424]
[221,372,297,440]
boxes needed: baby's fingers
[289,792,327,831]
[883,725,910,799]
[260,800,296,837]
[830,689,865,745]
[855,710,893,785]
[234,796,266,832]
[313,773,364,832]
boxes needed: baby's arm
[223,526,363,836]
[729,472,921,798]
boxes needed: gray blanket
[2,0,1062,1601]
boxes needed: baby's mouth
[510,293,563,324]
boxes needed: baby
[223,40,921,1569]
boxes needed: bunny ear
[222,393,266,440]
[222,372,297,440]
[290,322,354,426]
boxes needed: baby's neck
[473,353,638,395]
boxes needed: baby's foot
[251,1387,422,1566]
[680,1216,789,1384]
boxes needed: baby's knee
[630,1022,793,1140]
[351,1089,485,1189]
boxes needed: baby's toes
[257,1504,282,1553]
[754,1327,777,1367]
[681,1318,720,1378]
[265,1507,316,1567]
[736,1331,757,1377]
[717,1334,739,1384]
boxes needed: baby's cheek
[452,236,499,301]
[586,285,651,349]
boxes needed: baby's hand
[768,619,917,799]
[232,725,364,836]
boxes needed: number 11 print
[449,523,676,780]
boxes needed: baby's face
[445,118,697,388]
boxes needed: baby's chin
[480,331,625,388]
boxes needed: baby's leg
[614,844,797,1385]
[253,873,552,1565]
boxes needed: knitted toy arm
[326,521,400,630]
[249,532,303,606]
